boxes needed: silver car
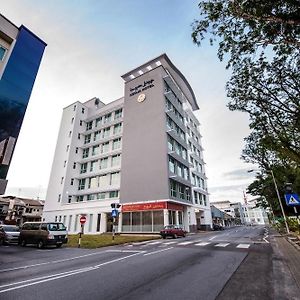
[0,225,20,245]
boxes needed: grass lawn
[67,234,160,248]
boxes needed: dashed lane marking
[236,244,250,249]
[215,243,230,247]
[195,242,210,246]
[177,241,194,246]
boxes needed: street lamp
[248,169,290,234]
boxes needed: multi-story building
[43,54,212,233]
[242,200,269,225]
[0,14,46,194]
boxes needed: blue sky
[2,0,257,202]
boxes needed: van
[19,222,68,249]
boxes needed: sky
[2,0,257,203]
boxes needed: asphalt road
[0,226,294,300]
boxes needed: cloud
[222,168,258,180]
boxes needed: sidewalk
[270,228,300,299]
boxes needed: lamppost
[248,169,290,234]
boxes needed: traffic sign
[284,194,300,206]
[80,216,87,224]
[111,209,118,218]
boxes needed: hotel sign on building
[43,54,212,234]
[0,14,46,194]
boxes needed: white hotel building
[43,54,212,233]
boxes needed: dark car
[19,222,68,249]
[160,225,187,239]
[213,224,224,231]
[0,225,20,245]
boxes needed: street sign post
[111,204,121,241]
[78,215,87,248]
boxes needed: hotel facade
[43,54,212,233]
[0,14,46,194]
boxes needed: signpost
[78,215,86,248]
[111,203,121,240]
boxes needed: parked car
[19,222,68,249]
[213,224,224,231]
[0,225,20,245]
[160,225,187,239]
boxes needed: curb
[286,236,300,251]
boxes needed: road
[0,226,298,300]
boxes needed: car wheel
[37,240,44,249]
[20,239,27,247]
[182,233,186,237]
[173,234,177,239]
[56,244,62,248]
[162,235,166,239]
[0,238,4,246]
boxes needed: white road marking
[0,252,143,293]
[143,247,174,256]
[195,242,210,246]
[177,241,194,246]
[162,241,177,245]
[236,244,250,249]
[209,236,216,241]
[0,249,143,273]
[263,235,270,243]
[146,241,162,245]
[215,243,230,247]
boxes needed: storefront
[120,201,185,233]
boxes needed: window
[99,174,109,187]
[64,160,66,167]
[84,134,91,144]
[111,154,121,167]
[90,160,97,172]
[58,194,61,202]
[95,117,102,127]
[73,162,76,169]
[82,148,89,159]
[73,105,76,111]
[0,46,7,61]
[194,191,198,204]
[167,136,174,151]
[69,131,72,137]
[82,108,85,114]
[97,192,106,200]
[109,191,119,198]
[169,157,175,173]
[71,178,74,185]
[102,127,110,138]
[112,138,121,150]
[78,133,80,140]
[113,123,122,135]
[87,194,95,201]
[80,120,83,126]
[68,195,72,203]
[75,147,78,154]
[86,121,93,130]
[100,157,108,169]
[111,172,120,185]
[88,176,98,189]
[71,118,74,124]
[103,113,111,124]
[114,109,123,119]
[94,130,101,141]
[170,180,177,197]
[92,145,100,156]
[78,179,86,190]
[101,142,110,153]
[61,177,64,184]
[66,145,69,152]
[80,163,87,174]
[76,196,84,202]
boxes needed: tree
[192,0,300,208]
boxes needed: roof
[121,53,199,110]
[2,196,44,206]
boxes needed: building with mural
[0,14,46,194]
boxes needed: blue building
[0,14,46,194]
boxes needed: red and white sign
[80,216,87,224]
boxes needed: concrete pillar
[175,211,179,225]
[118,212,122,232]
[163,209,169,226]
[100,212,107,233]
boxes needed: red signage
[122,202,185,212]
[80,216,87,224]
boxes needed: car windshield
[2,226,19,232]
[164,225,174,229]
[47,223,66,231]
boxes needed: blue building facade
[0,15,46,194]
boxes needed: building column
[175,211,179,225]
[100,212,107,233]
[163,209,169,226]
[118,212,122,233]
